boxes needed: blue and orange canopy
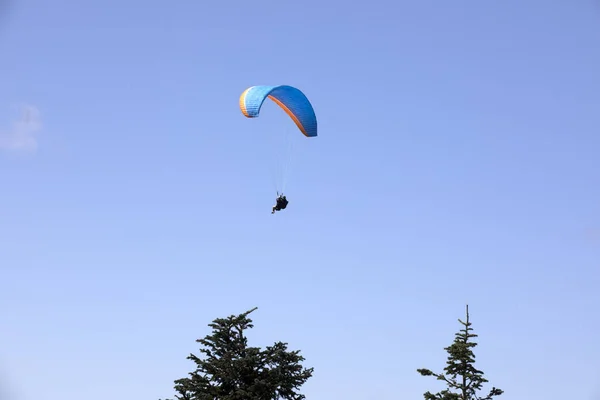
[239,85,317,138]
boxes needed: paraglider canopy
[239,85,318,138]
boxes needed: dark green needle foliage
[162,307,313,400]
[417,305,503,400]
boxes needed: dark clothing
[272,195,288,213]
[277,197,288,209]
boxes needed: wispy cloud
[0,104,42,152]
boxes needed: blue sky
[1,0,599,399]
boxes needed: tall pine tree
[163,307,313,400]
[417,305,503,400]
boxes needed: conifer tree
[417,305,503,400]
[163,307,313,400]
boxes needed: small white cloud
[0,104,42,152]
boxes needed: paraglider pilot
[272,194,288,214]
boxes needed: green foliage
[417,305,503,400]
[163,307,313,400]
